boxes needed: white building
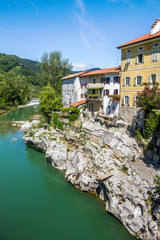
[81,67,121,116]
[62,71,88,107]
[103,70,121,116]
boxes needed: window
[126,49,131,54]
[81,94,83,98]
[85,83,87,88]
[133,96,138,106]
[93,78,96,84]
[114,76,120,84]
[104,77,110,84]
[114,89,118,95]
[126,55,131,65]
[149,74,158,83]
[153,42,159,48]
[134,76,143,86]
[135,53,144,64]
[152,50,159,62]
[123,76,131,86]
[81,84,83,89]
[104,89,109,96]
[101,78,104,83]
[122,96,130,106]
[138,46,143,51]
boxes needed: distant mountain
[0,53,40,73]
[71,68,101,74]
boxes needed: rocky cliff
[23,117,160,240]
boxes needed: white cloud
[72,63,94,71]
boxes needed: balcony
[88,94,102,100]
[108,95,120,101]
[88,83,104,89]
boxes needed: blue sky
[0,0,160,71]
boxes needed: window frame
[153,42,159,48]
[138,46,144,52]
[126,55,131,65]
[136,53,144,64]
[104,89,109,96]
[126,49,131,54]
[123,95,130,106]
[134,75,143,86]
[123,76,131,87]
[151,49,159,62]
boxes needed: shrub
[144,110,160,139]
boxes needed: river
[0,106,135,240]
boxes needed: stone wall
[119,106,144,131]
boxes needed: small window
[81,94,83,98]
[126,55,131,65]
[104,77,110,84]
[123,96,130,106]
[133,96,138,106]
[123,76,131,86]
[104,89,109,96]
[114,76,120,84]
[85,83,87,88]
[152,50,159,62]
[149,74,157,83]
[134,76,143,86]
[93,78,96,84]
[136,53,144,64]
[138,46,143,51]
[101,78,104,83]
[114,89,118,95]
[81,84,83,89]
[126,49,131,54]
[153,42,159,48]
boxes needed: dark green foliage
[144,110,160,139]
[68,114,78,122]
[0,53,41,110]
[154,176,160,195]
[52,113,64,130]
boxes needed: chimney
[151,19,160,35]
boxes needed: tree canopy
[39,51,72,94]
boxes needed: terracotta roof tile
[70,100,87,107]
[117,31,160,49]
[81,66,121,77]
[62,71,87,80]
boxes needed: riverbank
[23,116,160,240]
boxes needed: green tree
[39,51,72,94]
[40,84,62,121]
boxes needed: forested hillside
[0,53,40,110]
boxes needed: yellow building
[117,19,160,108]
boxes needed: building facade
[117,19,160,109]
[81,67,121,116]
[62,71,88,107]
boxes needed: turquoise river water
[0,107,136,240]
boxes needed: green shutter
[123,78,125,86]
[142,54,144,63]
[141,76,143,86]
[129,77,131,86]
[134,77,137,86]
[135,55,138,64]
[122,96,125,106]
[128,96,130,106]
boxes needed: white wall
[62,76,88,107]
[103,74,120,117]
[80,77,89,99]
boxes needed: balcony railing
[108,95,120,101]
[88,94,102,100]
[88,83,104,89]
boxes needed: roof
[70,100,87,107]
[62,71,87,80]
[81,66,121,77]
[117,31,160,49]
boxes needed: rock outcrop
[23,117,160,240]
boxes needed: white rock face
[24,117,160,240]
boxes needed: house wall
[62,77,81,107]
[80,77,89,99]
[120,39,160,107]
[103,73,120,116]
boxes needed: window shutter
[129,77,131,86]
[142,54,144,63]
[123,78,125,86]
[134,77,137,86]
[128,96,130,106]
[135,55,138,64]
[156,74,158,83]
[149,75,152,83]
[122,96,125,105]
[113,77,115,84]
[141,76,143,86]
[133,96,136,106]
